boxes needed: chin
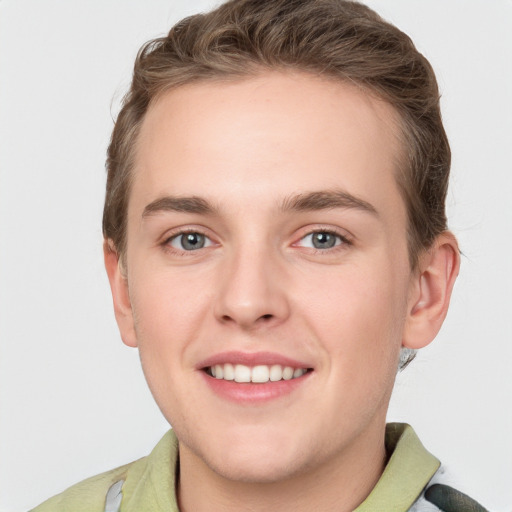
[208,451,305,484]
[207,428,325,484]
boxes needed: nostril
[219,312,274,326]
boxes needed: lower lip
[201,371,312,404]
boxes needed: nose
[213,245,290,330]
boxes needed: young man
[31,1,487,510]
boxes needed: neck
[177,423,387,512]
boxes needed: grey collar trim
[104,479,124,512]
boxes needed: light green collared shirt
[31,423,439,512]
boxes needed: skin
[105,71,459,511]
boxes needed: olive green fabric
[30,432,179,512]
[355,423,440,511]
[31,423,438,512]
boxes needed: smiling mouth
[205,364,312,383]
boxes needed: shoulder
[29,430,178,512]
[382,425,488,512]
[29,458,145,512]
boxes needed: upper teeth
[208,364,307,383]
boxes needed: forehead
[132,71,405,221]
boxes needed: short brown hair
[103,0,450,269]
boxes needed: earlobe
[103,240,138,348]
[403,232,460,350]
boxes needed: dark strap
[424,484,488,512]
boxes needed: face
[117,72,417,482]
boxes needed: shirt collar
[354,423,440,511]
[122,423,439,511]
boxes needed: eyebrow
[142,196,218,218]
[280,190,378,216]
[141,189,378,219]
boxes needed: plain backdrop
[0,1,511,510]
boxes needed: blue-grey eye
[170,232,211,251]
[299,231,342,249]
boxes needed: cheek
[301,262,407,372]
[127,270,211,423]
[128,268,212,365]
[132,262,207,318]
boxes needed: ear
[403,232,460,350]
[103,240,138,347]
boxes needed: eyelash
[161,227,352,256]
[162,228,215,255]
[294,227,352,254]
